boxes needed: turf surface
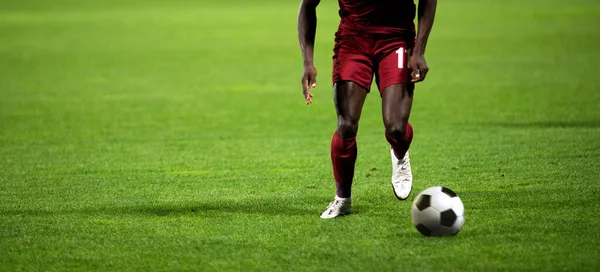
[1,0,599,270]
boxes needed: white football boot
[391,148,413,200]
[320,196,352,219]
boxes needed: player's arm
[410,0,437,83]
[298,0,320,104]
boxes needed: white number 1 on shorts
[396,47,405,69]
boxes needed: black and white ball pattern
[411,186,465,236]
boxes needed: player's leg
[376,43,415,200]
[321,34,373,219]
[332,80,368,197]
[382,83,415,200]
[382,83,414,162]
[321,81,368,219]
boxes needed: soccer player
[297,0,437,218]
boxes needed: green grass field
[1,0,600,270]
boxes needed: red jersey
[336,0,416,38]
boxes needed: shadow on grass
[127,199,320,217]
[486,120,600,128]
[0,197,330,218]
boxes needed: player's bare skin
[298,0,320,104]
[410,0,437,83]
[334,81,367,139]
[382,83,414,137]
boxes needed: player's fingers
[411,68,421,83]
[302,78,310,93]
[305,92,312,101]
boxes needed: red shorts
[332,34,413,93]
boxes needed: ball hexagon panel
[420,186,442,196]
[429,191,453,212]
[450,196,465,216]
[411,206,440,230]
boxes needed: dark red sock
[385,122,414,160]
[331,132,357,198]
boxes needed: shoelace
[327,200,340,209]
[325,200,343,215]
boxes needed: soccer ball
[411,186,465,236]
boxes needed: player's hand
[301,64,317,105]
[409,54,429,83]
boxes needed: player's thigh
[376,38,414,127]
[333,35,375,91]
[334,81,368,138]
[381,83,414,128]
[334,81,368,122]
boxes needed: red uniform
[332,0,417,92]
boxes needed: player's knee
[385,122,407,139]
[337,118,359,139]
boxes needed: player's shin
[330,132,357,198]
